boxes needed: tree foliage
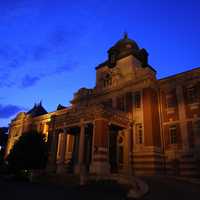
[7,130,48,171]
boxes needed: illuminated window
[136,124,143,144]
[135,91,141,108]
[187,86,198,104]
[169,125,177,144]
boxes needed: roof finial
[124,31,128,39]
[39,100,42,106]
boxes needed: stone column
[90,118,110,176]
[47,129,59,173]
[176,85,189,151]
[74,119,86,174]
[57,129,67,174]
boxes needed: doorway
[109,125,125,173]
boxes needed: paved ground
[0,176,200,200]
[0,178,126,200]
[141,176,200,200]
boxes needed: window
[102,99,112,108]
[39,123,43,132]
[103,74,112,88]
[135,91,141,109]
[116,96,125,111]
[169,125,177,144]
[187,86,198,104]
[136,124,143,144]
[166,93,177,108]
[110,54,116,64]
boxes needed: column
[57,129,67,174]
[74,119,86,174]
[46,129,59,173]
[90,118,110,176]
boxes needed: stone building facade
[5,34,200,177]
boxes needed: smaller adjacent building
[5,34,200,177]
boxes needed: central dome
[113,33,139,51]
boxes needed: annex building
[5,34,200,177]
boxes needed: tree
[7,130,48,171]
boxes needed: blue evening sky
[0,0,200,127]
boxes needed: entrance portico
[47,104,131,176]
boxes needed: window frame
[169,125,177,144]
[134,91,141,109]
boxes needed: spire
[124,32,128,39]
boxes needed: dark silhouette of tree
[7,130,48,171]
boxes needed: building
[5,34,200,177]
[0,127,8,163]
[0,127,8,150]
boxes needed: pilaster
[176,85,189,151]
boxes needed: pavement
[0,176,200,200]
[0,177,127,200]
[140,176,200,200]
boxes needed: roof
[95,33,155,72]
[108,33,140,53]
[27,102,48,117]
[57,104,66,110]
[158,66,200,82]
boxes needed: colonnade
[47,118,133,176]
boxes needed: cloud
[49,29,68,47]
[0,24,83,89]
[32,45,49,61]
[21,75,41,88]
[0,104,24,118]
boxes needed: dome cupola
[107,33,140,67]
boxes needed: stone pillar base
[56,164,66,174]
[90,161,110,176]
[74,164,87,174]
[46,163,57,173]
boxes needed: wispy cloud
[20,75,41,88]
[0,1,91,90]
[0,28,82,89]
[0,104,25,118]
